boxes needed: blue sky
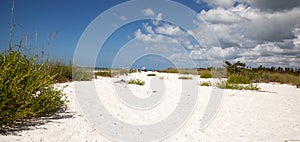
[1,0,300,69]
[0,0,127,62]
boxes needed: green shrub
[200,72,212,78]
[128,78,145,85]
[95,71,112,77]
[147,73,156,76]
[217,81,259,90]
[0,50,66,128]
[129,69,137,73]
[216,81,229,89]
[227,75,251,84]
[178,76,193,80]
[44,61,72,83]
[73,67,93,81]
[244,71,288,84]
[157,68,179,73]
[296,76,300,88]
[200,81,212,86]
[258,72,300,86]
[242,83,260,90]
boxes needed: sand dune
[1,72,300,142]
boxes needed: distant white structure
[142,66,146,71]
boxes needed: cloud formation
[142,8,156,16]
[199,0,300,11]
[134,29,164,42]
[113,13,127,21]
[136,3,300,68]
[196,2,300,67]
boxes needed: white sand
[1,72,300,142]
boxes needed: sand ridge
[1,72,300,142]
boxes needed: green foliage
[157,68,179,73]
[217,81,259,90]
[200,72,212,78]
[227,75,251,84]
[199,81,212,86]
[216,81,229,89]
[129,69,137,73]
[128,78,145,85]
[44,61,72,83]
[95,71,112,77]
[72,67,93,81]
[296,82,300,88]
[242,83,260,90]
[251,72,300,85]
[180,71,190,75]
[223,61,300,87]
[178,76,193,80]
[224,61,246,76]
[0,50,66,128]
[197,68,227,78]
[147,73,156,76]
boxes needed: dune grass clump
[129,69,137,74]
[128,78,145,85]
[44,62,92,82]
[217,75,259,90]
[200,81,212,86]
[0,50,66,128]
[227,75,252,84]
[200,72,212,78]
[44,61,72,83]
[72,67,93,81]
[255,72,300,85]
[296,77,300,88]
[95,71,112,77]
[157,68,179,73]
[147,73,156,76]
[178,76,193,80]
[217,80,259,90]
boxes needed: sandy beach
[1,72,300,142]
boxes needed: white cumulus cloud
[142,8,156,16]
[155,24,183,35]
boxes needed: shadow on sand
[0,106,75,136]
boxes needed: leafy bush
[95,71,112,77]
[128,78,145,85]
[227,75,251,84]
[200,72,212,78]
[200,81,212,86]
[147,73,156,76]
[0,50,66,128]
[178,76,193,80]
